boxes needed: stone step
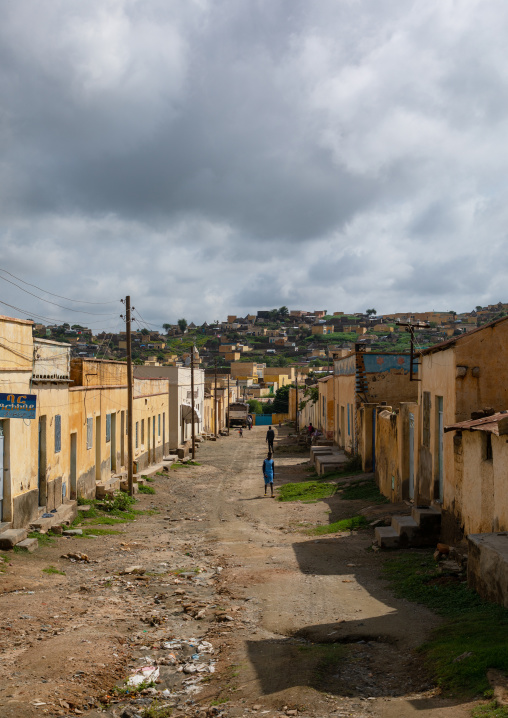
[392,515,419,547]
[16,538,38,553]
[375,526,400,549]
[120,480,139,494]
[412,506,441,531]
[0,528,28,550]
[0,522,12,534]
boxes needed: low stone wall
[468,533,508,608]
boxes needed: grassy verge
[277,481,337,503]
[472,703,508,718]
[383,552,508,698]
[307,515,369,535]
[339,478,389,504]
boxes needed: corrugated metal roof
[444,411,508,435]
[421,315,508,356]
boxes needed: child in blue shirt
[262,452,275,497]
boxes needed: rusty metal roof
[421,315,508,356]
[444,411,508,435]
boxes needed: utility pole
[396,320,429,381]
[214,356,218,437]
[227,373,230,434]
[125,296,134,496]
[191,346,196,459]
[295,373,299,434]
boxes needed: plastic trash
[127,665,160,687]
[198,641,214,654]
[192,654,200,660]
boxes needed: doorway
[162,413,166,455]
[152,416,156,463]
[409,413,415,500]
[70,432,77,499]
[120,411,125,468]
[111,413,117,472]
[95,416,101,481]
[437,397,444,502]
[148,417,151,463]
[38,416,47,507]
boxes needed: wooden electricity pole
[191,347,196,459]
[295,373,299,434]
[227,373,230,434]
[214,356,218,437]
[125,295,134,496]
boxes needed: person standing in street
[266,425,275,453]
[262,452,275,497]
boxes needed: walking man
[266,425,275,453]
[262,452,275,497]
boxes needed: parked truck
[227,401,249,427]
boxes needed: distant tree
[269,309,279,320]
[366,308,377,317]
[157,353,165,362]
[275,355,289,367]
[140,328,149,335]
[272,385,290,413]
[449,310,457,316]
[263,401,274,414]
[279,306,289,317]
[475,306,482,311]
[247,399,263,414]
[162,323,171,333]
[177,318,188,333]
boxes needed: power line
[0,267,119,305]
[0,297,120,327]
[0,274,119,316]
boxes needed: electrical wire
[0,297,120,327]
[0,267,119,304]
[0,275,120,316]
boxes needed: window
[126,410,128,434]
[55,414,61,453]
[158,414,161,437]
[483,433,493,461]
[135,422,139,449]
[87,417,93,449]
[106,413,111,443]
[141,419,145,445]
[347,404,350,436]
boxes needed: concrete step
[392,516,419,547]
[0,528,28,550]
[96,477,121,499]
[0,522,12,534]
[412,506,441,531]
[16,538,38,553]
[375,526,400,549]
[120,480,139,494]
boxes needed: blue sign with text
[0,393,37,419]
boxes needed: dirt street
[0,426,476,718]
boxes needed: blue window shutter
[106,414,111,443]
[55,415,61,453]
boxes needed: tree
[272,385,290,413]
[275,355,289,367]
[475,306,482,311]
[279,306,289,317]
[247,399,263,415]
[162,323,171,333]
[366,308,377,317]
[177,318,188,333]
[140,328,149,335]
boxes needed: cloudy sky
[1,0,507,330]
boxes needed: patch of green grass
[472,702,508,718]
[142,701,173,718]
[82,515,131,525]
[138,485,156,494]
[340,478,389,504]
[171,460,201,469]
[383,551,508,697]
[277,481,337,503]
[307,515,369,535]
[28,531,55,545]
[81,527,123,536]
[42,565,65,575]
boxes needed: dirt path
[0,426,476,717]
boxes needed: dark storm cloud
[1,0,508,325]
